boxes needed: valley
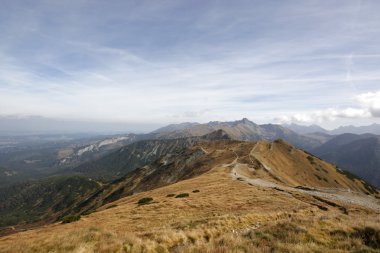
[0,138,379,252]
[0,120,379,253]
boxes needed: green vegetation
[137,197,153,205]
[192,189,200,193]
[61,214,81,224]
[175,193,189,198]
[0,175,101,227]
[166,194,175,197]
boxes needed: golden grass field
[0,140,379,253]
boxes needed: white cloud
[356,91,380,117]
[278,90,380,124]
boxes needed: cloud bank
[277,90,380,124]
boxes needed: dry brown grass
[1,141,379,253]
[0,166,379,253]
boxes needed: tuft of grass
[307,155,316,165]
[61,214,81,224]
[175,193,189,198]
[192,190,200,193]
[351,227,380,248]
[314,174,322,181]
[137,197,153,205]
[106,204,118,209]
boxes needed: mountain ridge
[1,137,379,252]
[312,133,380,188]
[151,118,321,150]
[284,122,380,135]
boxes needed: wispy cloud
[0,0,380,129]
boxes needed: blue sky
[0,0,380,130]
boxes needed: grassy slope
[0,140,379,252]
[0,133,229,229]
[70,139,379,217]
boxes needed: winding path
[227,145,380,212]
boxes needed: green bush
[137,197,153,205]
[61,214,81,224]
[175,193,189,198]
[192,190,200,193]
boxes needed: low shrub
[192,190,200,193]
[175,193,189,198]
[61,214,81,224]
[166,194,175,197]
[137,197,153,205]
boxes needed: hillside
[312,134,380,188]
[0,133,141,187]
[72,139,380,216]
[73,130,231,181]
[0,139,379,253]
[0,131,231,229]
[0,175,102,228]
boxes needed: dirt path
[231,165,380,212]
[227,146,380,212]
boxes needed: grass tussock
[61,214,81,224]
[106,204,117,209]
[137,197,153,205]
[3,211,379,253]
[175,193,189,198]
[1,153,379,253]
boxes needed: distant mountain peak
[283,123,328,134]
[151,118,320,150]
[240,117,251,123]
[331,124,380,135]
[151,122,200,133]
[201,129,232,140]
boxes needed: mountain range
[2,118,380,190]
[312,133,380,188]
[153,118,321,150]
[0,131,379,252]
[1,119,380,237]
[151,120,380,188]
[285,123,380,135]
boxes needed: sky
[0,0,380,132]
